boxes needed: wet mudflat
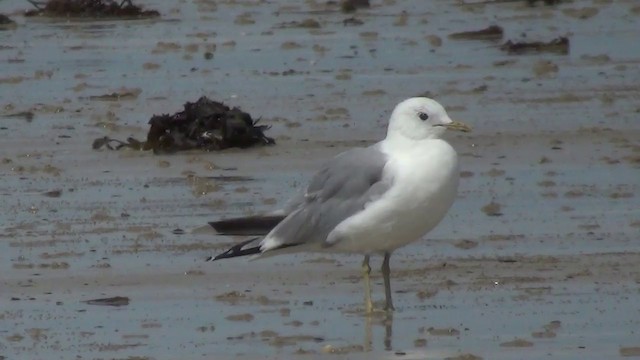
[1,1,640,359]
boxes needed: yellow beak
[444,121,472,133]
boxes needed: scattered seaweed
[93,96,275,154]
[501,37,569,55]
[276,19,321,29]
[343,17,363,26]
[481,201,503,216]
[500,338,534,347]
[449,25,504,40]
[24,0,160,19]
[83,296,130,306]
[85,88,141,101]
[3,111,35,122]
[42,189,63,197]
[526,0,561,5]
[340,0,370,13]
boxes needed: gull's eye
[418,112,429,121]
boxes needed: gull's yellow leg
[382,252,395,311]
[362,255,373,314]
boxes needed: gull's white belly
[329,139,459,254]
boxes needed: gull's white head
[386,97,471,140]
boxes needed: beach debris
[340,0,370,13]
[481,201,503,216]
[82,296,130,307]
[2,111,35,122]
[276,18,321,29]
[343,17,363,26]
[449,25,504,41]
[526,0,561,5]
[501,37,569,55]
[42,189,63,198]
[24,0,160,19]
[93,96,275,154]
[84,88,141,101]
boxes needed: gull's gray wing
[261,143,392,251]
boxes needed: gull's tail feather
[208,215,284,236]
[206,238,261,261]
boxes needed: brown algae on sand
[449,25,504,40]
[24,0,160,19]
[92,96,275,153]
[501,37,570,55]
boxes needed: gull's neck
[383,132,442,152]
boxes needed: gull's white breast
[329,138,459,254]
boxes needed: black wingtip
[207,237,261,262]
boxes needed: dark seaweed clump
[449,25,504,41]
[501,37,569,55]
[93,96,275,154]
[25,0,160,18]
[340,0,370,13]
[526,0,561,5]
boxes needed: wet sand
[1,0,640,359]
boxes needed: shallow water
[1,0,640,359]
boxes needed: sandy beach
[1,1,639,359]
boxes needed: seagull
[207,97,471,312]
